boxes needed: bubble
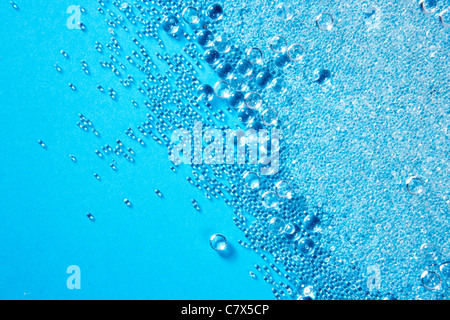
[216,62,234,79]
[214,80,231,99]
[250,271,257,279]
[262,191,279,209]
[439,262,450,288]
[284,222,296,236]
[419,0,438,14]
[155,189,163,197]
[315,13,334,31]
[406,176,425,195]
[69,155,77,162]
[229,90,245,108]
[421,270,441,290]
[182,6,200,24]
[303,214,321,232]
[244,92,262,109]
[162,15,179,34]
[86,212,95,221]
[255,71,273,89]
[124,199,132,207]
[261,108,278,126]
[207,3,224,20]
[269,35,288,53]
[38,140,46,148]
[287,44,305,61]
[274,2,294,21]
[298,238,315,255]
[275,180,292,198]
[439,8,450,28]
[268,216,286,234]
[210,233,227,251]
[230,75,248,92]
[243,171,260,189]
[214,35,231,53]
[247,47,263,65]
[196,30,215,47]
[197,84,214,101]
[236,59,253,76]
[203,49,220,64]
[274,53,291,68]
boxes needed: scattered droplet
[262,191,279,209]
[315,13,334,31]
[210,233,227,251]
[421,270,441,290]
[406,176,425,195]
[243,171,260,189]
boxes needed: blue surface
[0,1,275,299]
[2,0,450,300]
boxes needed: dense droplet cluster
[27,0,450,299]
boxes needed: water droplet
[243,171,260,189]
[261,108,278,126]
[216,62,234,79]
[206,3,224,20]
[244,92,262,110]
[421,270,441,290]
[214,80,231,99]
[197,84,214,102]
[275,180,292,198]
[406,176,425,195]
[10,1,19,10]
[182,6,200,24]
[86,212,95,221]
[268,216,286,234]
[196,30,215,47]
[247,47,263,65]
[269,35,288,53]
[38,140,46,148]
[303,214,321,232]
[287,44,305,62]
[162,15,179,34]
[203,49,220,65]
[419,0,438,14]
[262,191,279,209]
[210,233,227,251]
[236,59,253,76]
[315,13,334,31]
[123,199,133,207]
[439,8,450,28]
[298,238,315,255]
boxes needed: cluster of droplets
[32,0,450,300]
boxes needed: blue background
[0,1,275,299]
